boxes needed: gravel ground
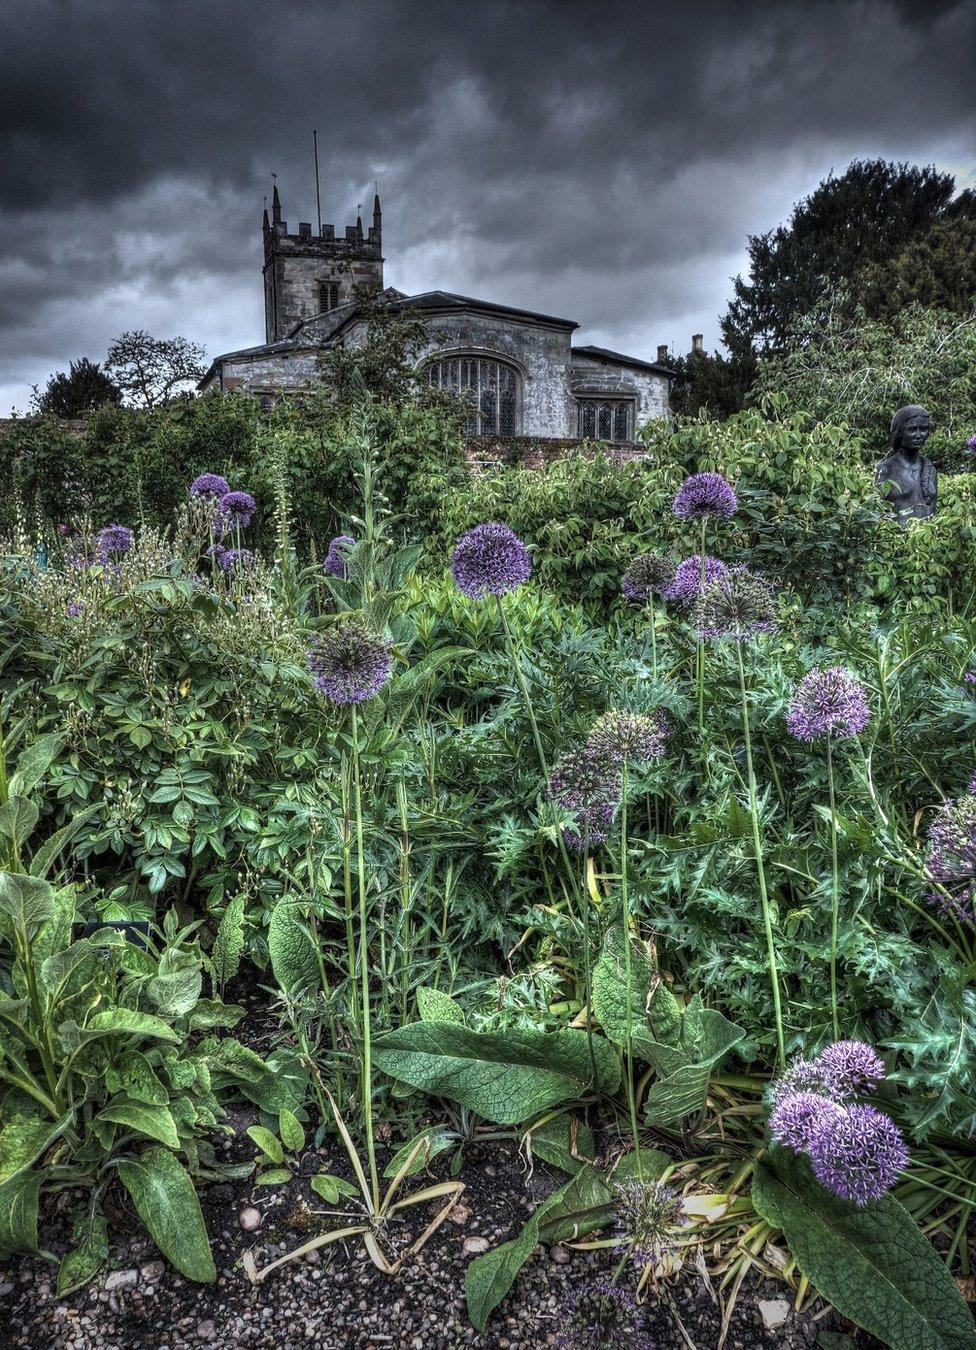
[3,1140,879,1350]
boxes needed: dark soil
[3,1133,882,1350]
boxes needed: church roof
[381,290,578,330]
[572,345,676,377]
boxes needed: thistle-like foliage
[324,534,355,579]
[613,1177,683,1267]
[189,473,230,499]
[769,1090,845,1151]
[693,565,777,641]
[218,490,256,531]
[663,554,727,605]
[786,666,870,741]
[450,522,532,599]
[308,620,393,705]
[550,746,621,849]
[95,524,134,564]
[808,1104,909,1206]
[586,709,670,766]
[926,795,976,922]
[620,552,676,603]
[557,1282,653,1349]
[672,471,738,521]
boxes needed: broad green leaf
[642,1061,714,1127]
[247,1126,284,1164]
[0,1168,43,1253]
[147,950,203,1019]
[117,1148,215,1282]
[372,1023,620,1125]
[0,797,39,851]
[0,1112,71,1185]
[56,1209,109,1296]
[106,1052,169,1107]
[383,1126,457,1179]
[8,733,63,798]
[267,899,319,998]
[210,894,246,988]
[466,1167,611,1331]
[611,1147,672,1183]
[311,1173,359,1202]
[29,806,100,880]
[0,872,54,936]
[523,1114,595,1174]
[40,940,99,1002]
[96,1100,181,1151]
[591,926,653,1048]
[254,1168,292,1186]
[278,1109,305,1153]
[416,986,465,1024]
[83,1009,180,1044]
[752,1148,976,1350]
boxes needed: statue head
[890,405,932,455]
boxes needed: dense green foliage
[31,358,121,418]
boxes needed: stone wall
[569,351,671,431]
[463,434,652,471]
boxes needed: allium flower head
[96,524,134,564]
[309,621,393,705]
[189,473,231,499]
[814,1040,885,1101]
[693,565,777,641]
[673,471,738,521]
[208,544,252,575]
[809,1104,909,1206]
[663,554,728,605]
[551,747,621,850]
[587,709,670,765]
[770,1057,830,1105]
[621,552,676,603]
[218,490,256,530]
[769,1091,845,1152]
[926,795,976,922]
[324,534,355,579]
[967,433,976,454]
[557,1282,652,1350]
[786,667,870,742]
[613,1178,683,1268]
[450,522,532,599]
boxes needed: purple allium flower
[672,471,738,521]
[663,554,728,605]
[967,434,976,454]
[621,552,677,604]
[786,666,871,743]
[67,602,83,618]
[968,773,976,796]
[551,747,621,850]
[211,545,252,575]
[557,1282,653,1350]
[324,534,355,580]
[190,473,231,499]
[587,709,670,765]
[808,1104,909,1206]
[218,490,256,530]
[926,795,976,923]
[769,1090,846,1152]
[57,523,71,538]
[770,1057,831,1105]
[814,1040,885,1101]
[693,566,778,641]
[613,1178,684,1268]
[965,671,976,686]
[95,524,134,565]
[450,522,532,599]
[308,621,393,705]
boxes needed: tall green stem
[735,643,786,1068]
[826,736,840,1039]
[619,760,642,1173]
[350,703,379,1210]
[697,519,707,731]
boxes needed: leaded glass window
[576,398,633,442]
[425,357,520,435]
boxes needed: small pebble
[239,1207,262,1231]
[104,1269,138,1292]
[462,1236,490,1255]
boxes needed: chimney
[691,334,704,354]
[657,344,669,363]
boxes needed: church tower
[262,184,384,342]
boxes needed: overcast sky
[1,0,974,413]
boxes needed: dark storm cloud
[1,0,974,409]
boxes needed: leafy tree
[853,205,976,322]
[31,357,121,416]
[753,303,976,468]
[105,330,207,408]
[721,160,959,357]
[316,287,435,408]
[667,346,757,420]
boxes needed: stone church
[199,185,675,442]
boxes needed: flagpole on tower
[313,130,322,235]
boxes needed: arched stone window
[576,398,633,442]
[424,356,520,435]
[319,281,340,313]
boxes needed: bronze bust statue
[875,405,937,522]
